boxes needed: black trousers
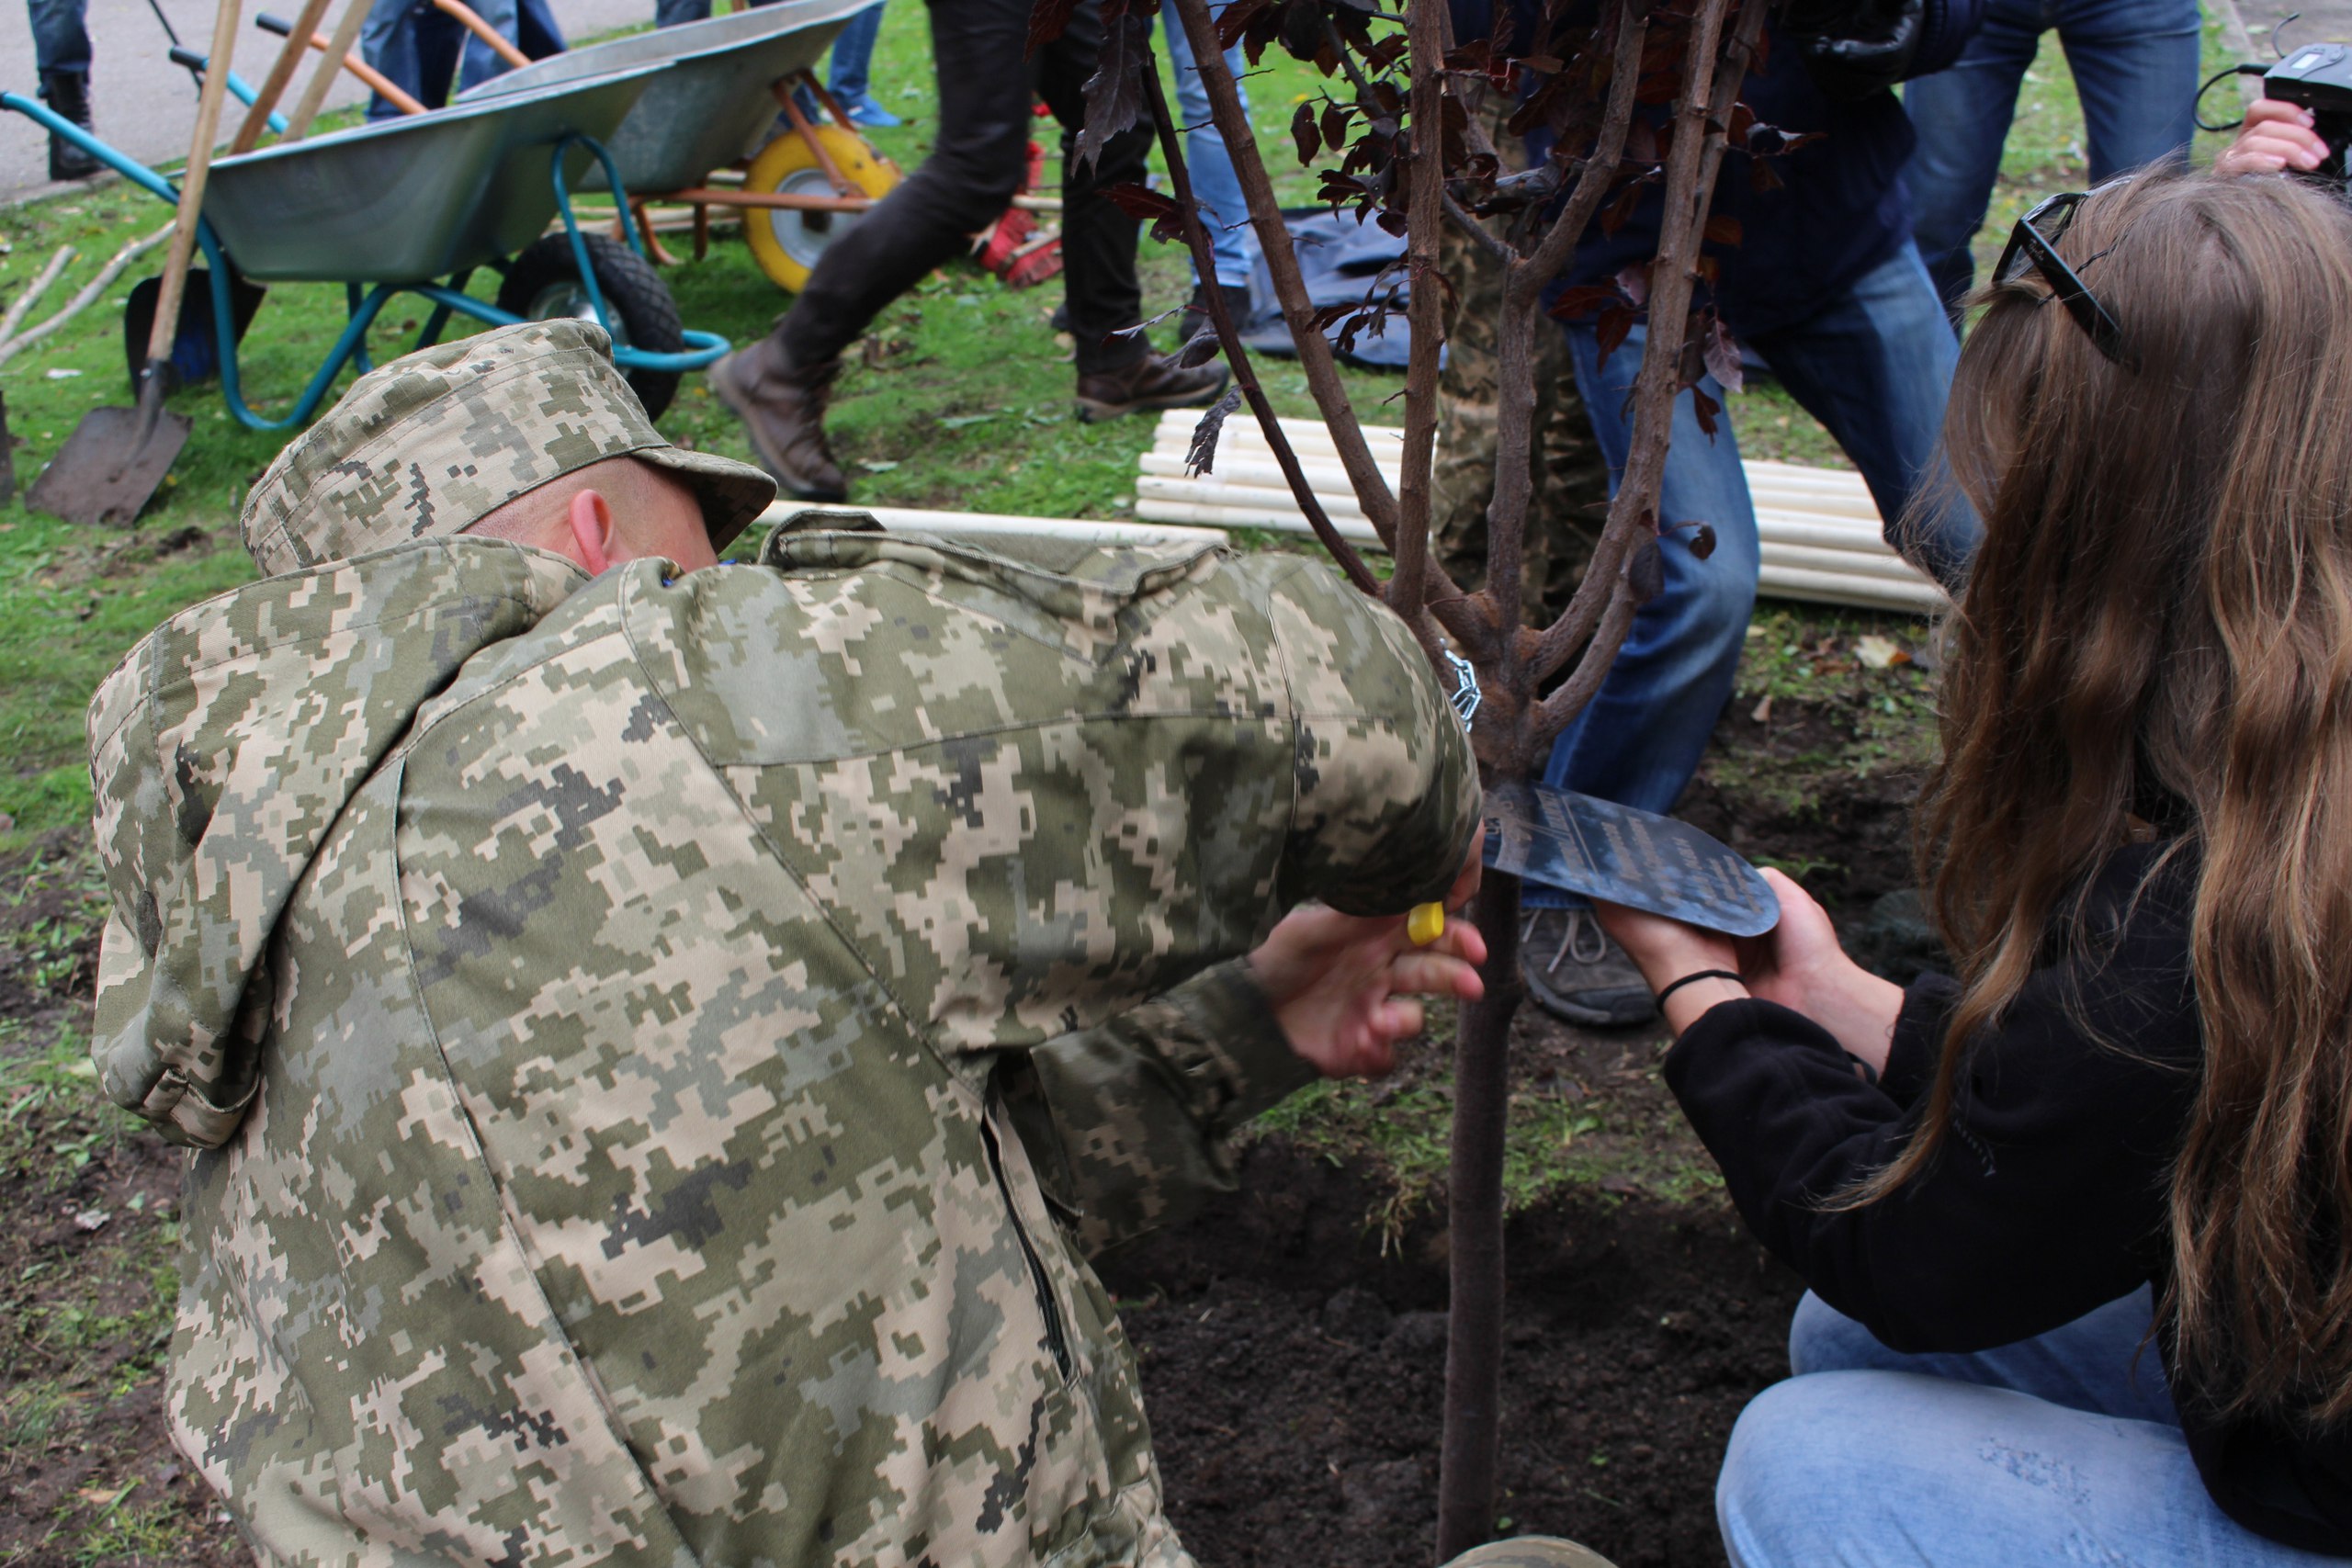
[775,0,1154,376]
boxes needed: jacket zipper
[981,1114,1072,1380]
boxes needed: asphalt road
[0,0,650,206]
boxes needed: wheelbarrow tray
[201,63,662,284]
[456,0,870,194]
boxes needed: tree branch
[1481,0,1642,649]
[1523,0,1766,765]
[1385,0,1449,643]
[1141,65,1388,601]
[1165,0,1493,658]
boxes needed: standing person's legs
[1902,0,2045,319]
[2056,0,2199,183]
[715,0,1040,497]
[1162,8,1253,297]
[828,2,900,126]
[1747,241,1981,590]
[25,0,95,178]
[1719,1292,2336,1568]
[1521,321,1759,1026]
[1033,1,1228,417]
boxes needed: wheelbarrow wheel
[741,123,900,294]
[497,233,685,419]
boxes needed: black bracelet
[1655,968,1745,1007]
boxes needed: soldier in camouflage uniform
[86,321,1615,1568]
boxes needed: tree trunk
[1435,868,1523,1560]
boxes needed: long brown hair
[1898,171,2352,1423]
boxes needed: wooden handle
[283,0,370,140]
[146,0,245,368]
[431,0,531,69]
[229,0,331,152]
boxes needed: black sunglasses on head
[1994,189,2134,369]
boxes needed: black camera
[2266,41,2352,184]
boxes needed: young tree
[1033,0,1771,1552]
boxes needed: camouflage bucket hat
[240,319,775,577]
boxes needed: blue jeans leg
[1902,0,2042,315]
[654,0,710,25]
[24,0,88,76]
[1525,320,1759,915]
[829,1,886,100]
[1718,1291,2337,1568]
[1163,7,1253,289]
[1747,241,1980,589]
[2056,0,2199,184]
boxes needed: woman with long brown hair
[1600,169,2352,1563]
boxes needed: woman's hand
[1731,869,1904,1075]
[1597,870,1905,1072]
[2217,98,2331,176]
[1592,901,1747,1033]
[1250,847,1487,1079]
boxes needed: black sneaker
[1520,907,1657,1028]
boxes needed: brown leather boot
[1075,352,1231,423]
[707,339,848,502]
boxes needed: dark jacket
[1561,0,1984,338]
[1668,843,2352,1555]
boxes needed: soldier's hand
[1250,849,1489,1079]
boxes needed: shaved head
[464,455,718,575]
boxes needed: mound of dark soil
[1102,1144,1802,1568]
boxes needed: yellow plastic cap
[1407,902,1446,946]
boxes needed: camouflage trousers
[1432,212,1614,629]
[1444,1537,1620,1568]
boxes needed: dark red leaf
[1374,209,1408,237]
[1321,100,1350,150]
[1595,304,1635,367]
[1748,156,1785,193]
[1702,316,1744,395]
[1277,0,1323,61]
[1075,4,1156,171]
[1026,0,1082,57]
[1691,385,1721,438]
[1175,328,1227,369]
[1291,100,1321,164]
[1689,523,1717,561]
[1600,180,1645,237]
[1626,536,1665,604]
[1546,285,1623,320]
[1100,182,1183,223]
[1214,0,1271,50]
[1703,213,1744,247]
[1184,385,1242,475]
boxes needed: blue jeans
[25,0,87,76]
[1719,1289,2339,1567]
[829,1,887,99]
[1528,242,1975,907]
[1905,0,2199,313]
[1162,7,1251,288]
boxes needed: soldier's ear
[567,489,618,575]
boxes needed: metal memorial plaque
[1483,780,1780,937]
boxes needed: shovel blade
[26,403,193,525]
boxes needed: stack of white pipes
[1136,411,1946,615]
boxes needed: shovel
[27,0,243,525]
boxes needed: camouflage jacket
[87,527,1478,1568]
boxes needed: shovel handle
[283,0,380,138]
[429,0,530,70]
[230,0,331,152]
[146,0,244,371]
[256,9,427,113]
